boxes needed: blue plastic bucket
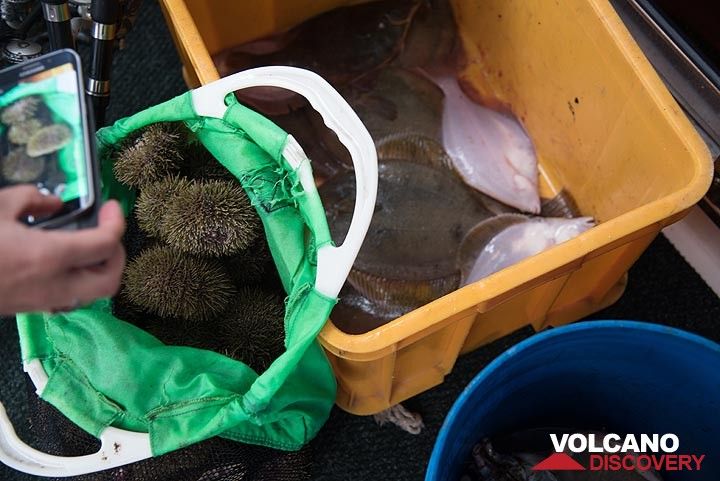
[426,321,720,481]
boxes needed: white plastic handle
[0,360,152,477]
[192,66,378,298]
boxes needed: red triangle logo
[532,452,586,471]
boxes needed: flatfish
[321,157,497,314]
[458,215,595,285]
[429,74,541,214]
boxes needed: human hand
[0,185,126,315]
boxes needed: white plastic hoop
[0,360,152,477]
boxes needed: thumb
[97,200,126,238]
[0,185,62,221]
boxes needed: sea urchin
[1,149,45,183]
[213,286,286,372]
[26,123,72,157]
[7,118,43,145]
[123,245,236,322]
[113,122,187,188]
[161,179,261,256]
[1,96,41,126]
[134,175,192,237]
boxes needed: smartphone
[0,48,99,229]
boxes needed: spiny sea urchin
[26,123,72,157]
[2,148,45,182]
[123,245,236,322]
[1,96,41,126]
[161,179,261,257]
[134,175,192,237]
[212,286,286,372]
[112,122,187,188]
[7,118,43,145]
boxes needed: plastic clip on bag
[0,66,378,478]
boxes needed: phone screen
[0,52,92,224]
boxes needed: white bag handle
[0,360,152,477]
[192,66,378,298]
[0,66,377,477]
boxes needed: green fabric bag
[1,67,377,478]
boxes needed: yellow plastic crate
[160,0,713,415]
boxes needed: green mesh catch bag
[0,67,377,478]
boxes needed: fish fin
[541,189,582,218]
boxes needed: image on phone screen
[0,53,92,225]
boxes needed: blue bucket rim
[426,320,720,477]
